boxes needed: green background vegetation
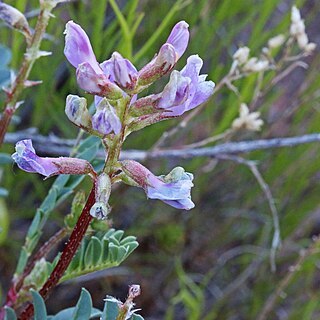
[1,0,320,319]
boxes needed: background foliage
[1,0,320,319]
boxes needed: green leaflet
[61,229,139,282]
[71,288,92,320]
[31,289,47,320]
[4,307,17,320]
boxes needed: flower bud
[90,202,110,220]
[76,62,123,99]
[90,173,112,220]
[305,42,316,53]
[12,140,95,178]
[268,34,285,49]
[138,44,176,87]
[65,94,91,129]
[0,2,31,39]
[233,46,250,65]
[291,6,301,23]
[243,57,269,73]
[92,98,121,135]
[112,52,138,91]
[297,33,309,49]
[128,284,141,299]
[232,103,263,131]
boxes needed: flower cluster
[290,6,316,52]
[233,46,269,73]
[12,20,215,214]
[232,103,263,132]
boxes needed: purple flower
[64,21,123,99]
[166,21,190,59]
[64,20,101,74]
[121,160,195,210]
[138,21,189,86]
[158,54,215,116]
[12,140,94,178]
[96,52,138,93]
[92,98,121,135]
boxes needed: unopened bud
[76,62,123,99]
[128,284,141,299]
[0,2,31,39]
[112,52,138,91]
[297,33,308,49]
[90,202,110,220]
[268,34,285,49]
[305,42,316,52]
[233,46,250,65]
[232,103,263,131]
[92,98,121,135]
[90,173,112,220]
[291,6,301,23]
[138,43,176,87]
[243,57,269,73]
[65,94,91,129]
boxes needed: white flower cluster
[290,6,316,52]
[232,103,264,132]
[233,46,269,73]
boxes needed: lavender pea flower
[138,21,189,86]
[103,52,138,91]
[92,98,122,135]
[12,140,95,178]
[158,54,215,117]
[64,20,101,73]
[64,21,123,99]
[121,160,195,210]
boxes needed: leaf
[111,230,124,242]
[40,188,58,212]
[71,288,92,320]
[67,240,85,273]
[15,248,28,275]
[84,236,102,267]
[101,299,119,320]
[120,236,137,245]
[61,230,139,282]
[4,307,17,320]
[31,289,47,320]
[50,308,101,320]
[108,243,119,262]
[0,45,11,67]
[26,210,42,239]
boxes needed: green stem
[0,1,56,147]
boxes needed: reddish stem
[0,108,14,146]
[17,187,95,320]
